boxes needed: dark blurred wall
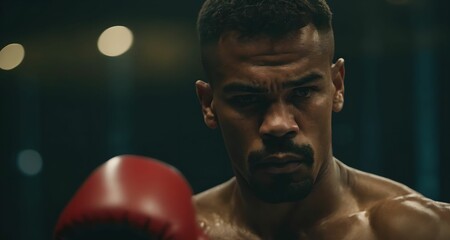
[0,0,449,239]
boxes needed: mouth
[251,153,307,174]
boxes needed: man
[193,0,450,239]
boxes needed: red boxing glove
[54,155,207,240]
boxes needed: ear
[331,58,345,112]
[195,80,218,129]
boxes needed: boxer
[194,0,450,239]
[55,1,450,239]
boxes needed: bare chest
[202,212,378,240]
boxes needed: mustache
[248,141,314,168]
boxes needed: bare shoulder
[344,164,450,239]
[193,178,237,238]
[345,164,419,206]
[368,194,450,240]
[193,177,235,216]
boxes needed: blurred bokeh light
[0,43,25,70]
[98,26,134,57]
[17,149,43,176]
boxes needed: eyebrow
[282,72,323,89]
[222,72,323,94]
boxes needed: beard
[245,143,315,203]
[248,173,314,203]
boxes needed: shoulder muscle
[369,194,450,240]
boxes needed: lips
[251,154,306,174]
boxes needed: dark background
[1,0,449,239]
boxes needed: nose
[259,102,299,140]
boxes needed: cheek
[298,96,334,146]
[217,108,258,163]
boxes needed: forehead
[203,24,333,86]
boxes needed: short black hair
[197,0,332,45]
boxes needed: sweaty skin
[195,163,450,240]
[194,24,450,240]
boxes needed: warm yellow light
[0,43,25,70]
[98,25,134,57]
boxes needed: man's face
[196,24,345,203]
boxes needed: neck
[231,158,352,238]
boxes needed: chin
[250,175,314,203]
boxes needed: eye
[292,87,312,98]
[228,94,261,107]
